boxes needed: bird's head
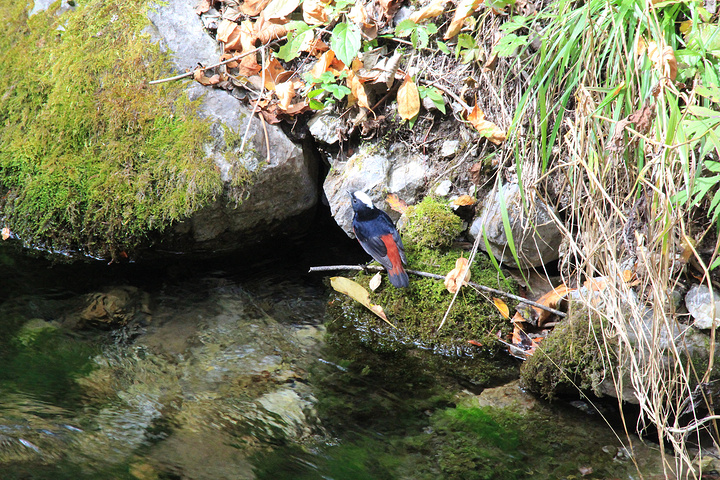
[348,190,375,212]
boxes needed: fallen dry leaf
[386,193,409,213]
[237,21,262,75]
[331,276,396,328]
[409,0,448,23]
[534,285,572,326]
[369,272,383,291]
[217,18,242,48]
[509,325,541,359]
[627,102,655,136]
[254,15,290,44]
[467,103,506,144]
[1,227,10,240]
[646,41,678,81]
[300,37,330,55]
[469,162,483,184]
[347,69,371,109]
[310,50,337,79]
[193,68,221,85]
[445,257,471,294]
[493,297,510,319]
[262,0,301,20]
[453,195,476,206]
[239,0,273,16]
[275,81,295,109]
[303,0,330,24]
[445,0,483,39]
[397,74,420,121]
[195,0,212,15]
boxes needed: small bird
[349,190,409,288]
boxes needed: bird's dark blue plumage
[349,191,409,288]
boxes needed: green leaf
[276,22,314,62]
[494,34,528,57]
[437,40,451,54]
[395,19,417,37]
[332,22,362,67]
[418,86,446,114]
[309,99,325,110]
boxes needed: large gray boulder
[144,1,317,254]
[323,142,429,236]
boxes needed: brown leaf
[1,227,10,240]
[238,21,262,76]
[195,0,212,15]
[627,102,655,135]
[303,0,330,24]
[263,57,287,90]
[534,285,572,327]
[386,193,408,213]
[646,41,678,81]
[483,51,498,72]
[310,50,337,79]
[466,103,506,144]
[347,69,371,109]
[220,52,239,69]
[444,0,483,39]
[445,257,471,294]
[275,81,295,110]
[469,162,483,184]
[509,325,540,358]
[409,0,448,23]
[217,19,241,45]
[397,74,420,121]
[493,297,510,319]
[453,195,476,206]
[262,0,301,20]
[193,68,217,85]
[300,37,330,55]
[239,0,272,16]
[254,15,290,44]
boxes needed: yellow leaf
[444,0,483,39]
[331,277,397,328]
[453,195,476,206]
[679,20,693,36]
[397,75,420,121]
[369,272,383,291]
[493,297,510,319]
[466,103,506,144]
[310,50,337,79]
[444,257,471,294]
[386,193,409,213]
[1,227,10,240]
[410,0,448,23]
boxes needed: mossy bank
[327,245,520,387]
[0,0,228,258]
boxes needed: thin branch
[309,264,567,317]
[148,40,282,85]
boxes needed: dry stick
[308,264,566,317]
[147,40,282,85]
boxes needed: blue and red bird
[349,191,409,288]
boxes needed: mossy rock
[402,196,464,249]
[520,301,613,399]
[326,245,520,386]
[0,0,223,258]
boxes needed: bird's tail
[388,264,409,288]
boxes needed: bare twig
[148,39,282,85]
[309,264,566,317]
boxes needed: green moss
[402,196,464,249]
[327,245,519,386]
[520,302,613,399]
[0,0,227,258]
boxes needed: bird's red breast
[381,233,405,278]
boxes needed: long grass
[499,0,720,475]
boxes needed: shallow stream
[0,222,667,479]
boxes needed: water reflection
[0,240,665,479]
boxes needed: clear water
[0,234,666,479]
